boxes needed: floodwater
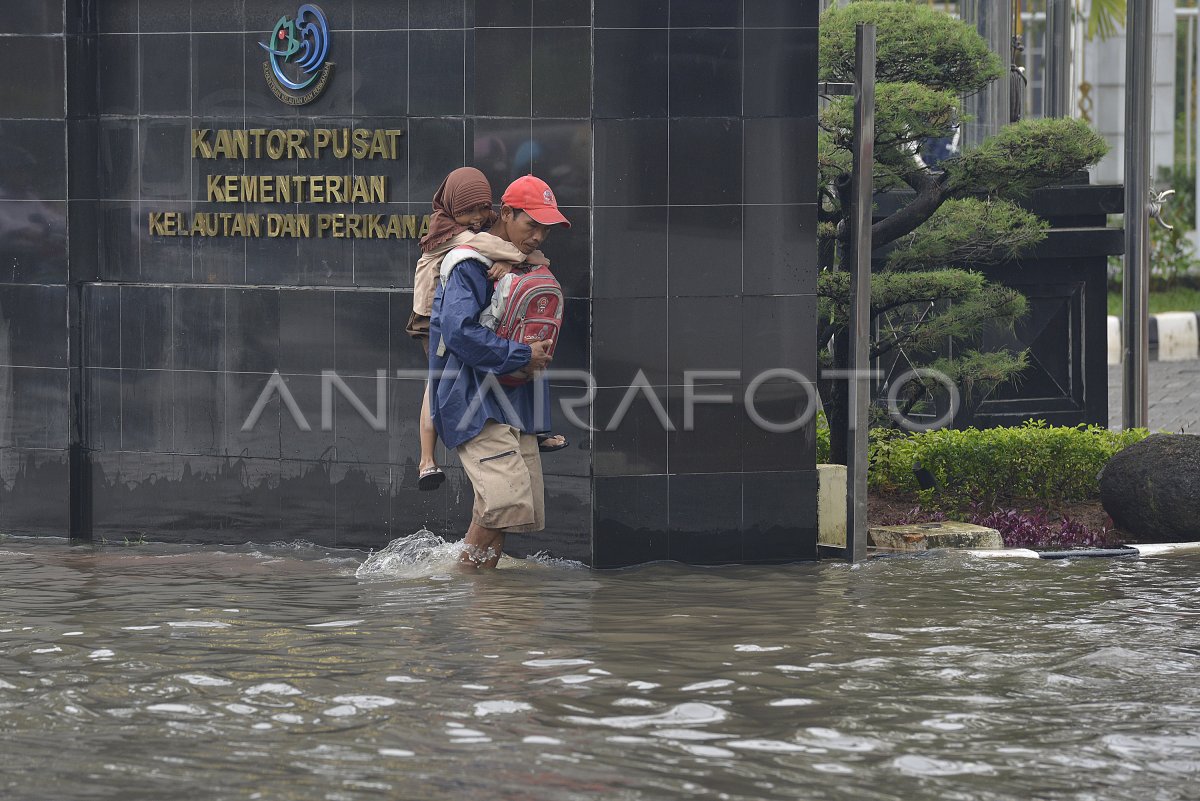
[2,534,1199,801]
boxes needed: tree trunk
[823,328,851,466]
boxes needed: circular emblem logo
[259,4,334,106]
[543,188,555,205]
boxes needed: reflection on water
[2,535,1199,800]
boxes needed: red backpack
[494,265,564,386]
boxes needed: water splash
[355,530,463,579]
[355,531,584,578]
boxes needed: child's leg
[419,382,438,471]
[415,327,444,490]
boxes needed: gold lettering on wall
[190,128,405,160]
[148,211,430,240]
[153,127,423,239]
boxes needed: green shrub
[816,410,831,464]
[865,420,1152,508]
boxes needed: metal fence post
[1123,0,1153,430]
[1044,0,1072,118]
[961,0,1012,148]
[846,23,876,564]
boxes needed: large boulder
[1099,434,1200,542]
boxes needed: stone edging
[1107,311,1200,364]
[964,542,1200,559]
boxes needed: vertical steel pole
[1044,0,1072,117]
[961,0,1012,147]
[1123,0,1153,430]
[1195,15,1200,244]
[1185,16,1193,175]
[846,23,875,564]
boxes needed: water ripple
[2,540,1199,801]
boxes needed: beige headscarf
[418,167,495,254]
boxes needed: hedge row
[865,420,1151,504]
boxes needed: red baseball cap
[501,175,571,228]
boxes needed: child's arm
[487,260,515,281]
[480,273,515,331]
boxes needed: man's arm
[439,260,532,374]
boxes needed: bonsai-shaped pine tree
[817,1,1108,464]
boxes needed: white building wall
[1084,1,1177,185]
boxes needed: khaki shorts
[457,421,545,533]
[406,311,431,357]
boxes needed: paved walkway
[1108,359,1200,433]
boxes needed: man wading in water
[427,175,569,568]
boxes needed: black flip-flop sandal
[537,434,569,453]
[418,466,445,490]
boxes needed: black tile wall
[3,0,819,567]
[335,291,390,376]
[474,27,532,117]
[744,117,817,204]
[353,30,410,117]
[409,30,466,116]
[530,120,591,207]
[667,205,743,296]
[475,3,532,28]
[67,119,99,200]
[594,297,668,387]
[671,0,743,29]
[279,290,335,373]
[667,472,742,564]
[139,120,190,201]
[409,117,467,200]
[140,0,190,33]
[593,206,669,299]
[594,29,669,119]
[669,117,743,205]
[742,471,818,562]
[409,0,464,29]
[0,0,63,34]
[744,28,819,118]
[192,33,247,118]
[593,386,669,476]
[173,287,225,371]
[595,0,669,29]
[534,0,590,27]
[66,35,98,119]
[592,475,669,568]
[532,28,591,118]
[0,36,66,118]
[594,119,669,205]
[0,200,69,283]
[668,296,744,385]
[745,0,820,29]
[0,121,68,200]
[98,0,137,33]
[669,29,741,117]
[12,265,53,351]
[173,369,226,456]
[1,450,70,537]
[0,368,69,449]
[140,34,192,116]
[548,211,590,297]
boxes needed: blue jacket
[428,257,552,449]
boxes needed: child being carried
[438,235,568,447]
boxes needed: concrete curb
[964,542,1200,559]
[1107,311,1200,364]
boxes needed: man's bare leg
[458,521,505,569]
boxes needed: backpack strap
[434,245,493,359]
[438,245,492,287]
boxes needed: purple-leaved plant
[879,505,1118,550]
